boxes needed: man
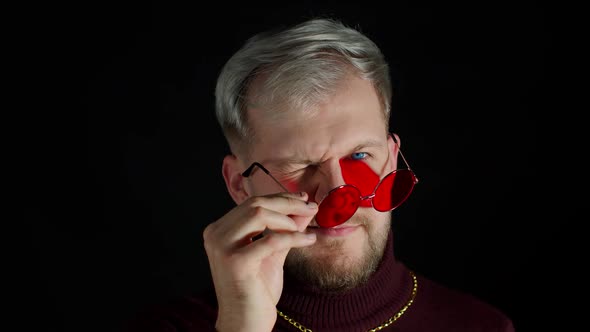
[126,17,514,332]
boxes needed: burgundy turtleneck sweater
[125,231,514,331]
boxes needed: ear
[222,154,250,205]
[388,133,401,171]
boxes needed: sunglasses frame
[241,133,419,225]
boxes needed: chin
[312,236,366,263]
[285,214,390,291]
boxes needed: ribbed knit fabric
[125,230,515,332]
[275,231,413,331]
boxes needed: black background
[21,1,580,332]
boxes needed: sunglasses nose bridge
[361,193,375,201]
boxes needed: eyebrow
[351,138,384,152]
[265,138,385,168]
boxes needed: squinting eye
[351,152,368,160]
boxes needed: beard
[284,212,391,293]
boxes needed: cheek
[280,179,299,192]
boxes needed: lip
[306,224,360,237]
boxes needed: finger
[271,192,317,231]
[247,195,318,233]
[224,207,301,245]
[247,194,318,219]
[275,191,310,201]
[240,231,317,262]
[208,193,317,247]
[289,214,315,232]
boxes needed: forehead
[247,76,388,163]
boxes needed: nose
[312,159,347,205]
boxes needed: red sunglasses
[241,134,418,228]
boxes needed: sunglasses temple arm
[243,162,292,193]
[397,148,413,170]
[390,134,413,170]
[267,173,291,193]
[255,165,291,193]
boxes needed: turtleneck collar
[277,229,414,331]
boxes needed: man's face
[244,75,396,291]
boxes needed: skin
[203,75,400,332]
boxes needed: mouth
[307,222,353,229]
[306,223,360,236]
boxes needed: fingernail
[306,201,318,209]
[305,233,316,241]
[299,191,307,197]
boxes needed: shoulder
[408,272,514,332]
[123,288,218,332]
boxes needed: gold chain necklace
[277,271,418,332]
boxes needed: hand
[203,192,318,332]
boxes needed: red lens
[315,185,361,228]
[372,170,416,212]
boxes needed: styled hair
[215,18,392,157]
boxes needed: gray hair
[214,18,392,157]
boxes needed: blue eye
[351,152,367,160]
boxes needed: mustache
[308,214,371,228]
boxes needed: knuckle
[202,222,222,254]
[247,196,266,207]
[249,205,267,219]
[202,223,214,240]
[202,224,216,246]
[263,233,284,250]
